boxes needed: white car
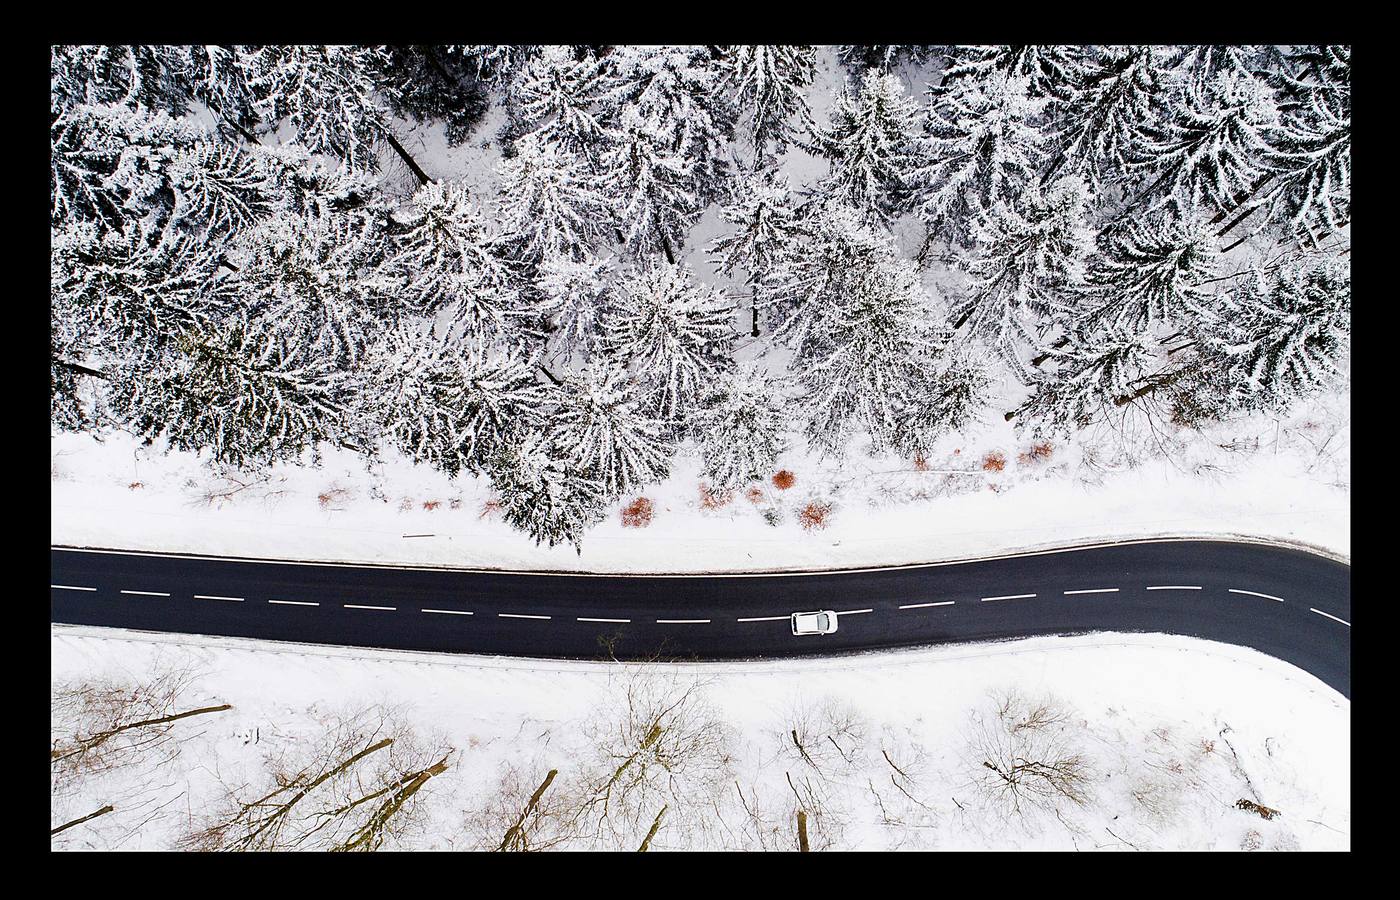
[791,610,838,636]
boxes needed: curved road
[50,540,1351,698]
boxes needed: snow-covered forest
[50,45,1352,551]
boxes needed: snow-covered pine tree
[51,219,228,360]
[599,105,700,263]
[1011,325,1159,432]
[721,45,817,155]
[1042,45,1161,191]
[529,252,617,360]
[809,67,920,222]
[891,349,991,461]
[487,430,608,552]
[1124,68,1278,218]
[50,45,191,118]
[165,141,280,241]
[389,180,521,341]
[1079,207,1218,332]
[1260,48,1350,247]
[240,45,393,172]
[365,324,551,477]
[951,177,1094,369]
[690,366,789,491]
[451,45,540,84]
[768,202,947,457]
[939,45,1090,101]
[370,46,491,147]
[107,310,353,469]
[1204,258,1350,412]
[707,166,806,334]
[909,74,1047,246]
[221,207,400,367]
[601,45,737,208]
[496,133,612,265]
[255,143,381,219]
[602,261,736,421]
[506,45,611,160]
[835,46,938,73]
[553,359,675,498]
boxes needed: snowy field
[50,626,1349,851]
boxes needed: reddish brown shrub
[912,453,929,472]
[318,485,350,510]
[798,501,833,531]
[128,481,144,490]
[422,500,441,511]
[745,486,765,504]
[479,499,502,520]
[699,483,735,510]
[1030,440,1054,460]
[981,451,1006,473]
[621,496,654,528]
[772,470,796,490]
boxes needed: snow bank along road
[50,540,1351,698]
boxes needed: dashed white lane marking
[835,608,874,615]
[899,601,956,609]
[499,613,551,620]
[120,590,170,597]
[1309,608,1350,627]
[981,594,1036,602]
[737,615,790,622]
[577,617,631,623]
[657,618,710,624]
[269,599,318,607]
[345,604,396,611]
[195,594,244,602]
[1064,588,1119,595]
[1229,588,1285,603]
[1146,585,1201,591]
[51,585,96,592]
[422,608,473,616]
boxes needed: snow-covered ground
[50,626,1349,851]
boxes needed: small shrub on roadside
[746,486,765,504]
[318,485,351,510]
[449,498,462,510]
[479,499,502,520]
[398,497,414,512]
[761,507,782,527]
[913,453,929,472]
[981,451,1006,473]
[422,500,441,511]
[699,483,735,510]
[621,496,654,528]
[128,481,144,490]
[772,469,796,490]
[798,501,833,531]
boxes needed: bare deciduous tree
[466,761,576,851]
[181,705,452,852]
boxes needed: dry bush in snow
[798,500,833,531]
[181,705,452,852]
[771,469,796,490]
[964,689,1093,823]
[620,496,655,528]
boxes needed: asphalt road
[50,540,1352,698]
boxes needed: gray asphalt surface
[50,540,1351,697]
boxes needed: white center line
[422,608,474,616]
[195,594,244,602]
[899,601,956,609]
[1309,608,1350,627]
[737,615,790,622]
[981,594,1036,602]
[51,584,96,592]
[1145,585,1202,591]
[577,617,632,623]
[499,613,551,620]
[835,608,874,615]
[656,618,710,624]
[1228,588,1285,603]
[1063,588,1119,595]
[345,604,396,611]
[269,599,318,607]
[120,590,170,597]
